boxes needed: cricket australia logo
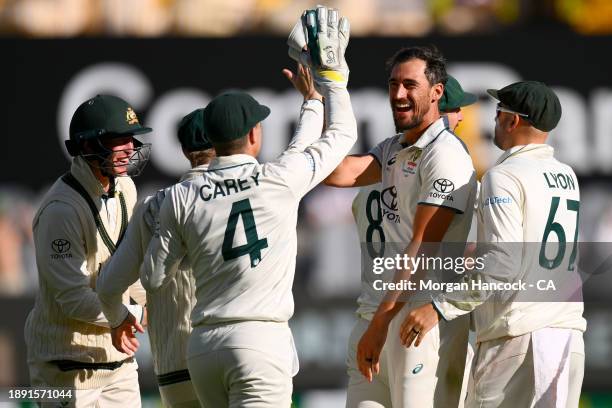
[51,239,73,259]
[126,107,140,125]
[402,149,422,176]
[380,186,400,224]
[430,178,455,201]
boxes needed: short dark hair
[386,45,448,87]
[211,135,248,157]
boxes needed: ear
[247,127,257,145]
[431,83,444,102]
[508,114,521,132]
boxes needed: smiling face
[388,58,442,133]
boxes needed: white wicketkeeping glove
[287,6,350,93]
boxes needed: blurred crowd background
[1,0,612,407]
[0,0,611,37]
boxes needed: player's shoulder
[422,129,473,171]
[40,199,79,219]
[430,129,470,155]
[481,165,522,193]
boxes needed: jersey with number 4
[140,90,357,326]
[436,144,586,341]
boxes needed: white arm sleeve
[433,169,524,320]
[36,202,113,327]
[140,185,186,293]
[265,86,357,198]
[97,199,152,327]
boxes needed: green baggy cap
[487,81,562,132]
[203,92,271,143]
[178,108,213,152]
[69,94,152,142]
[439,75,478,112]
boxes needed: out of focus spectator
[9,0,96,37]
[0,0,607,37]
[555,0,612,35]
[0,189,37,296]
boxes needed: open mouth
[393,101,413,113]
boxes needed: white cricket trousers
[346,307,470,408]
[29,359,140,407]
[158,377,200,408]
[465,329,585,408]
[187,321,297,408]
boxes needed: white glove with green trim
[287,6,350,92]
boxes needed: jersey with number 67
[140,89,357,326]
[435,144,586,341]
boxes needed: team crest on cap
[126,107,140,125]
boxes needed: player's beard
[392,96,431,133]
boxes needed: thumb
[282,69,294,83]
[129,313,145,333]
[134,320,145,333]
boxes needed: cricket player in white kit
[344,74,478,407]
[140,7,356,407]
[96,108,216,408]
[25,95,151,407]
[401,81,586,407]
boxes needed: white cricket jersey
[368,117,477,245]
[141,87,357,327]
[434,144,587,342]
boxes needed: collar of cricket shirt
[179,163,210,182]
[496,143,554,165]
[402,117,448,150]
[71,156,115,199]
[207,154,259,171]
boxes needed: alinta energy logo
[430,178,455,201]
[381,186,400,223]
[51,239,73,260]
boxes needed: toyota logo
[433,179,455,193]
[52,239,71,254]
[381,186,398,211]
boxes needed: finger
[111,337,122,353]
[120,336,135,356]
[364,362,372,383]
[282,68,294,82]
[400,320,414,346]
[133,320,145,333]
[287,18,307,51]
[414,325,433,347]
[122,334,139,355]
[327,8,338,39]
[317,6,328,37]
[373,361,380,376]
[406,330,419,348]
[338,17,350,52]
[414,331,425,347]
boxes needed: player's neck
[401,115,440,145]
[90,164,111,193]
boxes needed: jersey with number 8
[351,183,385,320]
